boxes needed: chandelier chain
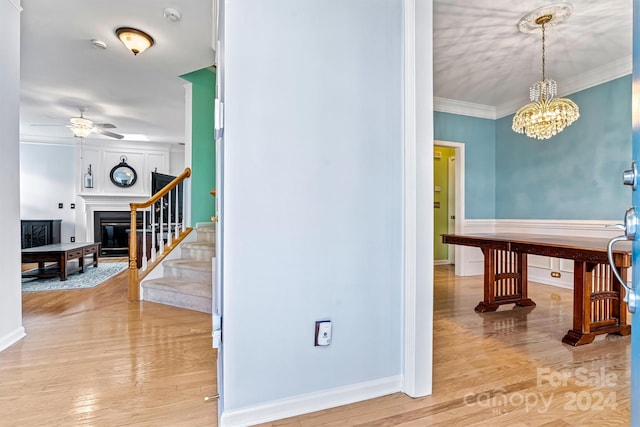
[541,22,546,81]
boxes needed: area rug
[21,262,128,292]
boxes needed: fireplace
[93,211,143,257]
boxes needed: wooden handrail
[130,167,191,210]
[128,167,192,301]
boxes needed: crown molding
[436,56,632,120]
[433,97,496,119]
[8,0,22,11]
[495,56,632,118]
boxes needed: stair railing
[127,167,193,301]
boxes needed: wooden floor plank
[0,266,217,426]
[258,265,631,426]
[2,264,632,426]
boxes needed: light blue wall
[222,0,402,411]
[434,77,631,221]
[496,76,631,219]
[434,112,496,218]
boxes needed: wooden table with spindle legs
[442,233,632,346]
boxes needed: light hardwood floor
[2,264,631,426]
[259,265,631,426]
[2,263,218,426]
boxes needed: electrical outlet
[70,237,75,242]
[315,320,332,346]
[58,203,63,209]
[551,271,561,278]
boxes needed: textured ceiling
[19,0,214,145]
[433,0,632,117]
[17,1,633,144]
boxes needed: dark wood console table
[442,233,631,346]
[21,242,100,281]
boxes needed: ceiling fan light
[115,27,154,56]
[71,125,93,138]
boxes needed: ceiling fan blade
[93,123,116,129]
[95,128,124,139]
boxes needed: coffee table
[22,242,101,281]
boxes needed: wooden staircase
[140,223,215,313]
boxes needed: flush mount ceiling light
[512,3,579,140]
[115,27,154,55]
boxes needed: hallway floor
[0,267,217,426]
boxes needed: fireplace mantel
[79,193,150,204]
[79,193,152,243]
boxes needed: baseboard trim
[0,326,25,353]
[434,259,449,265]
[219,375,402,427]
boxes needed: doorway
[433,140,465,274]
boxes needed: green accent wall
[434,146,455,261]
[181,68,217,224]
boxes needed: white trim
[402,0,419,398]
[497,56,631,118]
[434,97,496,119]
[434,259,450,265]
[437,57,631,119]
[7,0,22,11]
[0,326,25,352]
[219,376,402,427]
[184,83,193,228]
[434,140,465,276]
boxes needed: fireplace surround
[93,211,143,257]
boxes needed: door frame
[447,155,455,263]
[435,140,465,275]
[401,0,433,398]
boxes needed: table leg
[59,253,67,281]
[475,249,535,312]
[79,255,85,273]
[563,261,631,346]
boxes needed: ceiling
[18,1,632,145]
[433,0,632,118]
[19,0,215,145]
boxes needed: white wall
[0,0,25,352]
[20,142,76,242]
[221,0,403,424]
[19,140,185,243]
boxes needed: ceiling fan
[33,108,124,139]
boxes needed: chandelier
[512,5,579,140]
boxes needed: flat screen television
[151,172,183,224]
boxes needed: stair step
[196,224,216,243]
[181,241,216,260]
[141,223,215,313]
[164,259,213,282]
[142,278,211,313]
